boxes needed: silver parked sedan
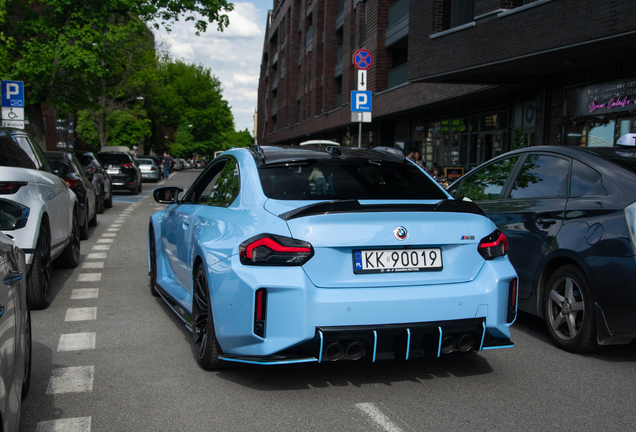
[136,157,161,182]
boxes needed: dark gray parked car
[74,151,113,212]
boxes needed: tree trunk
[96,98,108,149]
[25,103,47,150]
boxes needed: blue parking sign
[2,81,24,108]
[351,91,372,112]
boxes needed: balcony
[388,63,408,88]
[386,0,409,48]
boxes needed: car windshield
[136,159,153,165]
[44,153,64,163]
[259,159,447,200]
[98,154,131,165]
[75,154,94,167]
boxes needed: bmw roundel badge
[394,226,408,241]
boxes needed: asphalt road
[20,170,636,432]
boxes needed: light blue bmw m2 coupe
[148,144,518,370]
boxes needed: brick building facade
[257,0,636,172]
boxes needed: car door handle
[537,218,557,226]
[182,222,190,229]
[3,270,22,285]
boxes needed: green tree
[76,107,151,149]
[146,58,235,157]
[1,0,233,147]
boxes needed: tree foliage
[146,57,236,157]
[76,108,151,149]
[0,0,233,146]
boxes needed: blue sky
[153,2,272,135]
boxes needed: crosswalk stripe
[65,307,97,322]
[46,366,95,394]
[58,333,96,352]
[36,417,91,432]
[71,289,99,299]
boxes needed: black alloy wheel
[26,223,52,310]
[544,265,598,353]
[104,191,113,208]
[192,263,226,370]
[22,307,32,397]
[55,206,81,269]
[149,228,159,297]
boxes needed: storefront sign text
[575,77,636,117]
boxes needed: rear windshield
[259,160,447,200]
[98,154,131,165]
[136,159,153,165]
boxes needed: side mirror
[0,199,30,230]
[153,186,183,204]
[52,161,70,177]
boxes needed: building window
[450,0,474,28]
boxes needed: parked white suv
[0,128,80,309]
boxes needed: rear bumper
[202,254,517,361]
[141,171,160,181]
[219,318,513,365]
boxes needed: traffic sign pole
[351,50,374,148]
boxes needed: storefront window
[587,121,615,147]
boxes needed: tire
[544,265,599,353]
[89,197,97,227]
[192,263,227,370]
[149,227,159,297]
[97,188,105,214]
[138,180,142,193]
[55,207,81,269]
[26,223,52,310]
[21,307,32,398]
[80,203,89,240]
[104,191,113,208]
[132,182,139,195]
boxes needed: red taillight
[254,288,267,338]
[64,178,79,189]
[0,182,27,195]
[150,166,157,171]
[478,230,508,260]
[507,278,518,323]
[239,234,314,266]
[122,163,134,168]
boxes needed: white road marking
[111,224,122,227]
[355,403,404,432]
[102,233,117,237]
[71,289,99,299]
[87,252,107,259]
[58,333,96,351]
[82,262,104,269]
[97,238,113,243]
[37,417,91,432]
[93,245,111,250]
[77,273,101,282]
[65,307,97,321]
[107,228,120,232]
[47,366,95,394]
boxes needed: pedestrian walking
[162,152,171,181]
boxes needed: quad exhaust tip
[345,341,365,360]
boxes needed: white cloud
[153,1,270,135]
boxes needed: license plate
[353,248,443,274]
[107,169,119,175]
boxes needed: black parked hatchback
[448,145,636,353]
[96,152,142,195]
